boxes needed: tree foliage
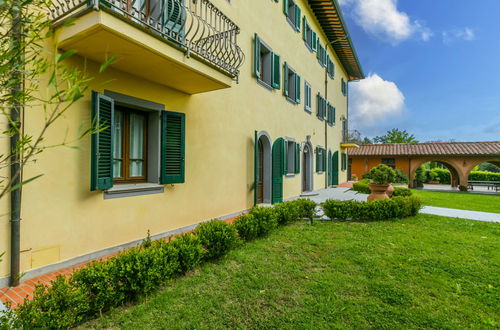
[0,0,111,201]
[373,128,419,144]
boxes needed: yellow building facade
[0,0,363,285]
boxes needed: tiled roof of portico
[349,142,500,157]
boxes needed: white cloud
[442,27,475,44]
[339,0,432,43]
[349,74,405,127]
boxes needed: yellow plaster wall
[0,0,353,277]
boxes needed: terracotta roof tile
[349,142,500,156]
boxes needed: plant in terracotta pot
[367,164,396,201]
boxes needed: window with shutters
[284,0,301,31]
[90,91,185,197]
[316,147,326,173]
[304,81,312,113]
[302,17,317,52]
[254,35,280,90]
[327,103,335,126]
[113,107,148,182]
[317,93,327,121]
[342,153,348,171]
[327,56,335,79]
[317,41,327,67]
[283,63,301,104]
[341,78,348,96]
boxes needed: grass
[412,189,500,213]
[82,214,500,329]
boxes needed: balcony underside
[55,10,234,94]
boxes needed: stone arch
[256,131,272,204]
[463,157,500,184]
[409,159,463,188]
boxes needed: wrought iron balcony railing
[50,0,244,78]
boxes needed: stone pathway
[297,187,500,223]
[420,206,500,223]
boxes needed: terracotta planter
[368,183,390,202]
[386,184,394,197]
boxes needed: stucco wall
[0,0,351,278]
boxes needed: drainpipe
[9,1,23,287]
[324,46,328,189]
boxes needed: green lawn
[82,215,500,329]
[412,189,500,213]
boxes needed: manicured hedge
[392,187,413,197]
[322,196,421,221]
[0,199,317,328]
[469,171,500,182]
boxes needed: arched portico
[409,159,463,188]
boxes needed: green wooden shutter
[295,6,301,31]
[315,147,320,172]
[294,142,300,174]
[312,32,317,51]
[254,130,258,206]
[271,53,281,89]
[328,150,332,186]
[283,62,289,96]
[283,0,288,15]
[302,17,307,40]
[332,106,336,125]
[332,151,339,185]
[272,138,284,204]
[160,111,185,184]
[316,93,321,119]
[323,98,327,120]
[90,91,114,191]
[323,149,327,171]
[295,74,301,103]
[254,34,261,79]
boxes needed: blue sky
[341,0,500,142]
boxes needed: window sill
[305,107,312,114]
[104,183,164,199]
[257,79,273,91]
[285,173,296,178]
[286,97,299,105]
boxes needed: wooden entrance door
[256,139,264,204]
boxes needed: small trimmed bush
[5,276,88,329]
[234,214,260,241]
[394,169,409,184]
[274,201,301,225]
[292,198,317,220]
[322,196,421,221]
[170,233,205,273]
[249,206,278,235]
[392,187,412,197]
[352,181,370,194]
[368,164,396,184]
[195,220,239,260]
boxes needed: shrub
[170,233,205,273]
[274,201,301,225]
[322,196,421,221]
[234,214,260,241]
[195,220,239,260]
[469,170,500,182]
[368,164,396,184]
[6,276,88,329]
[394,169,409,184]
[249,206,278,235]
[292,198,317,220]
[392,187,412,197]
[352,181,370,194]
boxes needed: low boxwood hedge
[0,197,415,328]
[322,196,421,221]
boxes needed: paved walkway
[420,206,500,223]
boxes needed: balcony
[50,0,244,94]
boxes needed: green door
[332,151,339,185]
[254,131,258,206]
[272,138,285,204]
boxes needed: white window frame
[304,81,312,113]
